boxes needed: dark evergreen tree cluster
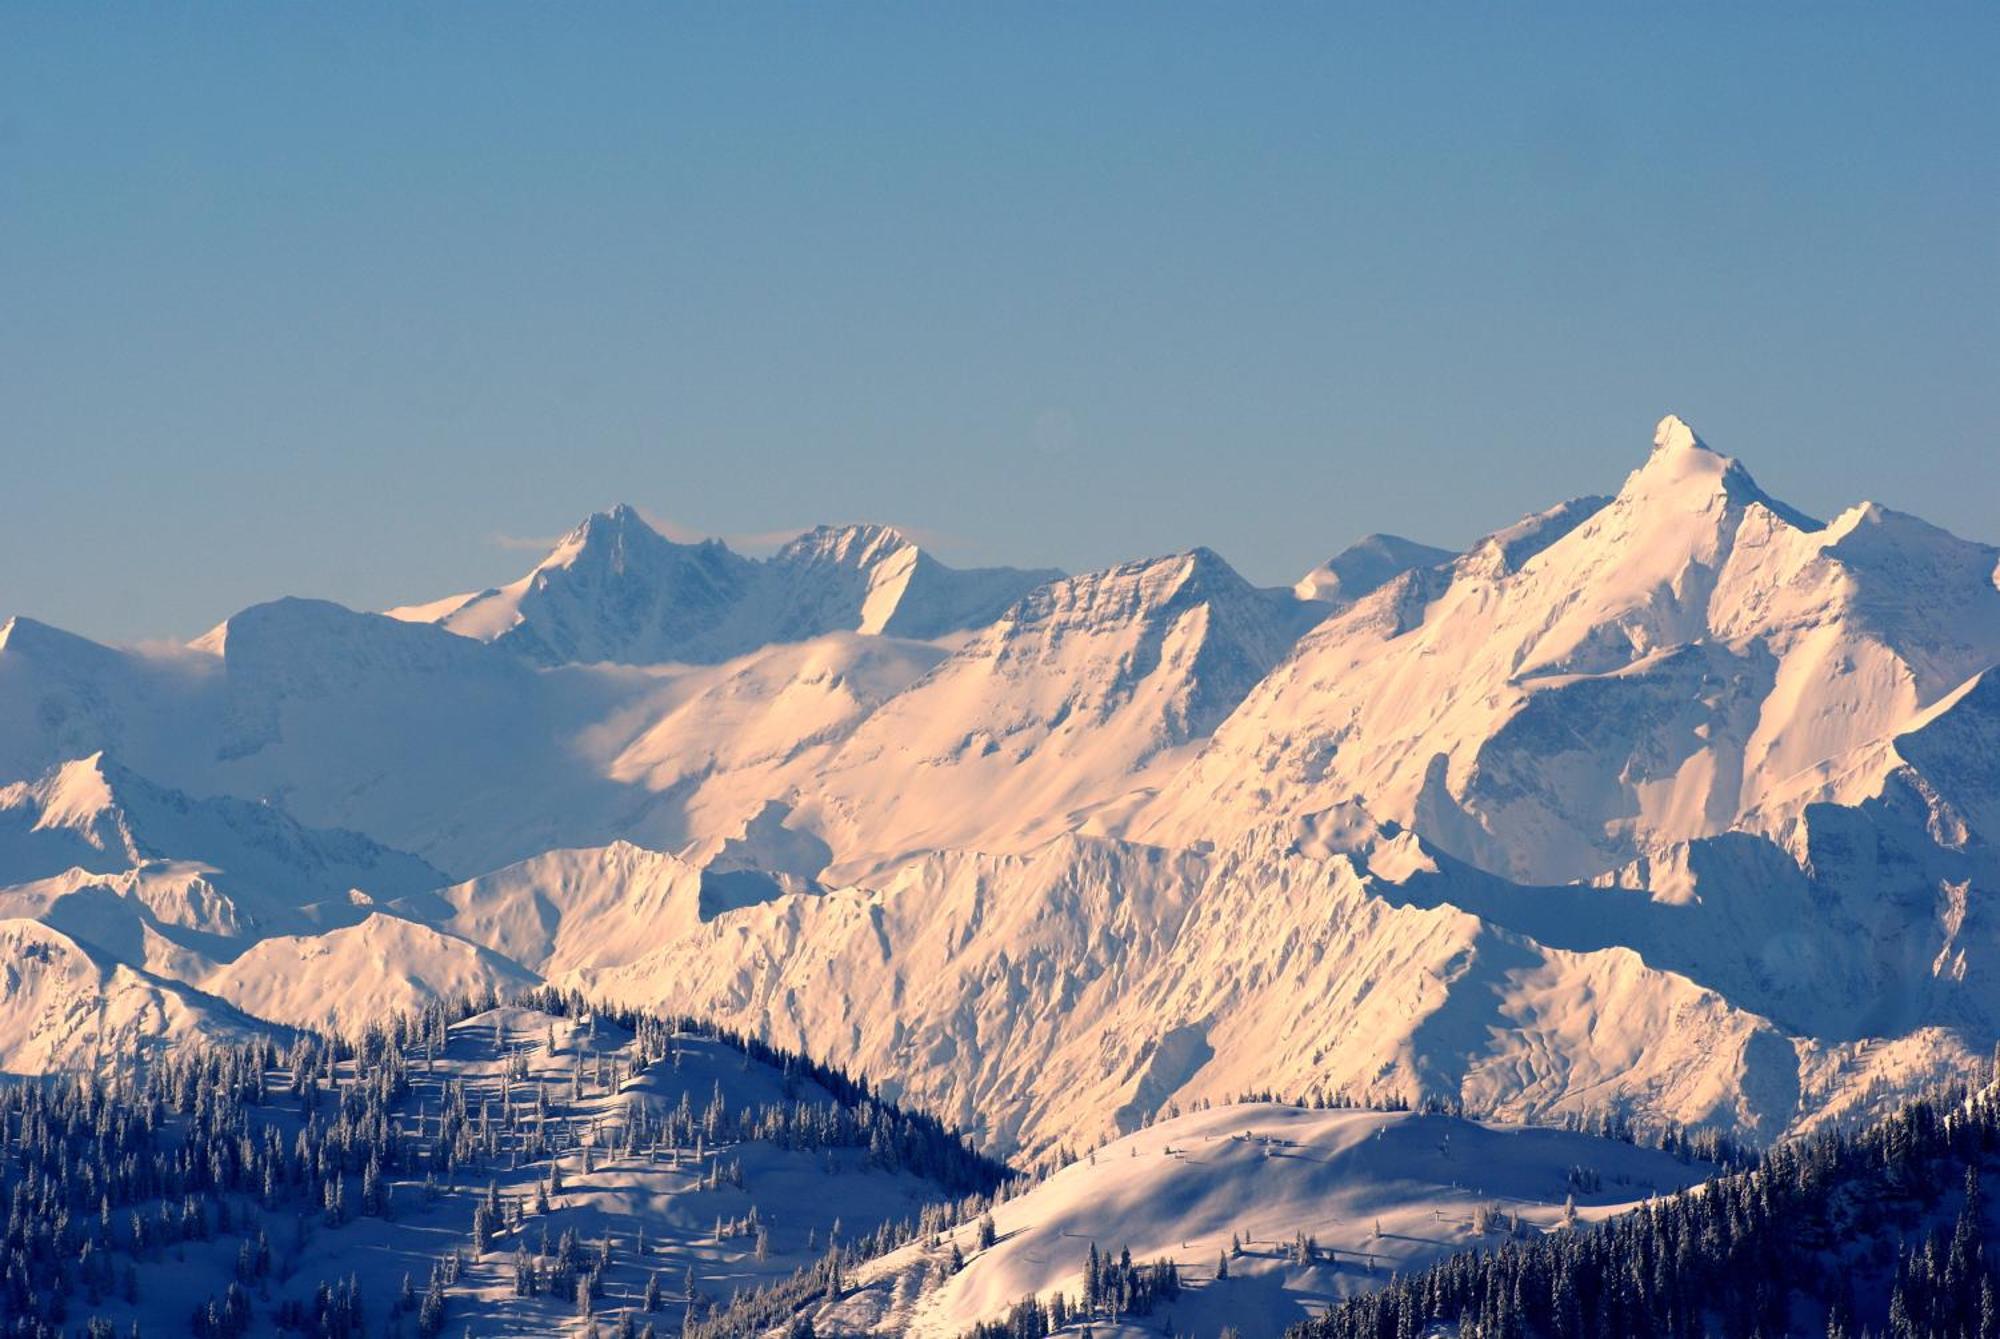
[1882,1165,1999,1337]
[957,1241,1180,1339]
[1292,1079,2000,1339]
[1078,1241,1181,1321]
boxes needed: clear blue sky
[3,4,1994,643]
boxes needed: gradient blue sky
[3,5,1995,643]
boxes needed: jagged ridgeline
[0,988,1010,1339]
[1289,1078,2000,1339]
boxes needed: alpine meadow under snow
[7,415,2000,1337]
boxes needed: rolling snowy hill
[819,1102,1712,1338]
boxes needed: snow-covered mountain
[200,911,542,1029]
[390,505,761,665]
[795,547,1328,872]
[1141,414,2000,877]
[0,917,277,1072]
[389,506,1061,666]
[0,751,446,992]
[568,835,1210,1151]
[604,632,946,863]
[0,613,219,787]
[3,412,1998,1175]
[0,751,442,903]
[1,598,664,874]
[1292,532,1453,604]
[766,523,1063,641]
[568,817,1904,1157]
[389,840,707,977]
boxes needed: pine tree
[472,1202,494,1254]
[417,1275,446,1337]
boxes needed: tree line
[1291,1079,2000,1339]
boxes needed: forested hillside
[1292,1078,2000,1339]
[0,988,1007,1339]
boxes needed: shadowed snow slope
[2,598,662,874]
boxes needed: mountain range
[4,413,1998,1169]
